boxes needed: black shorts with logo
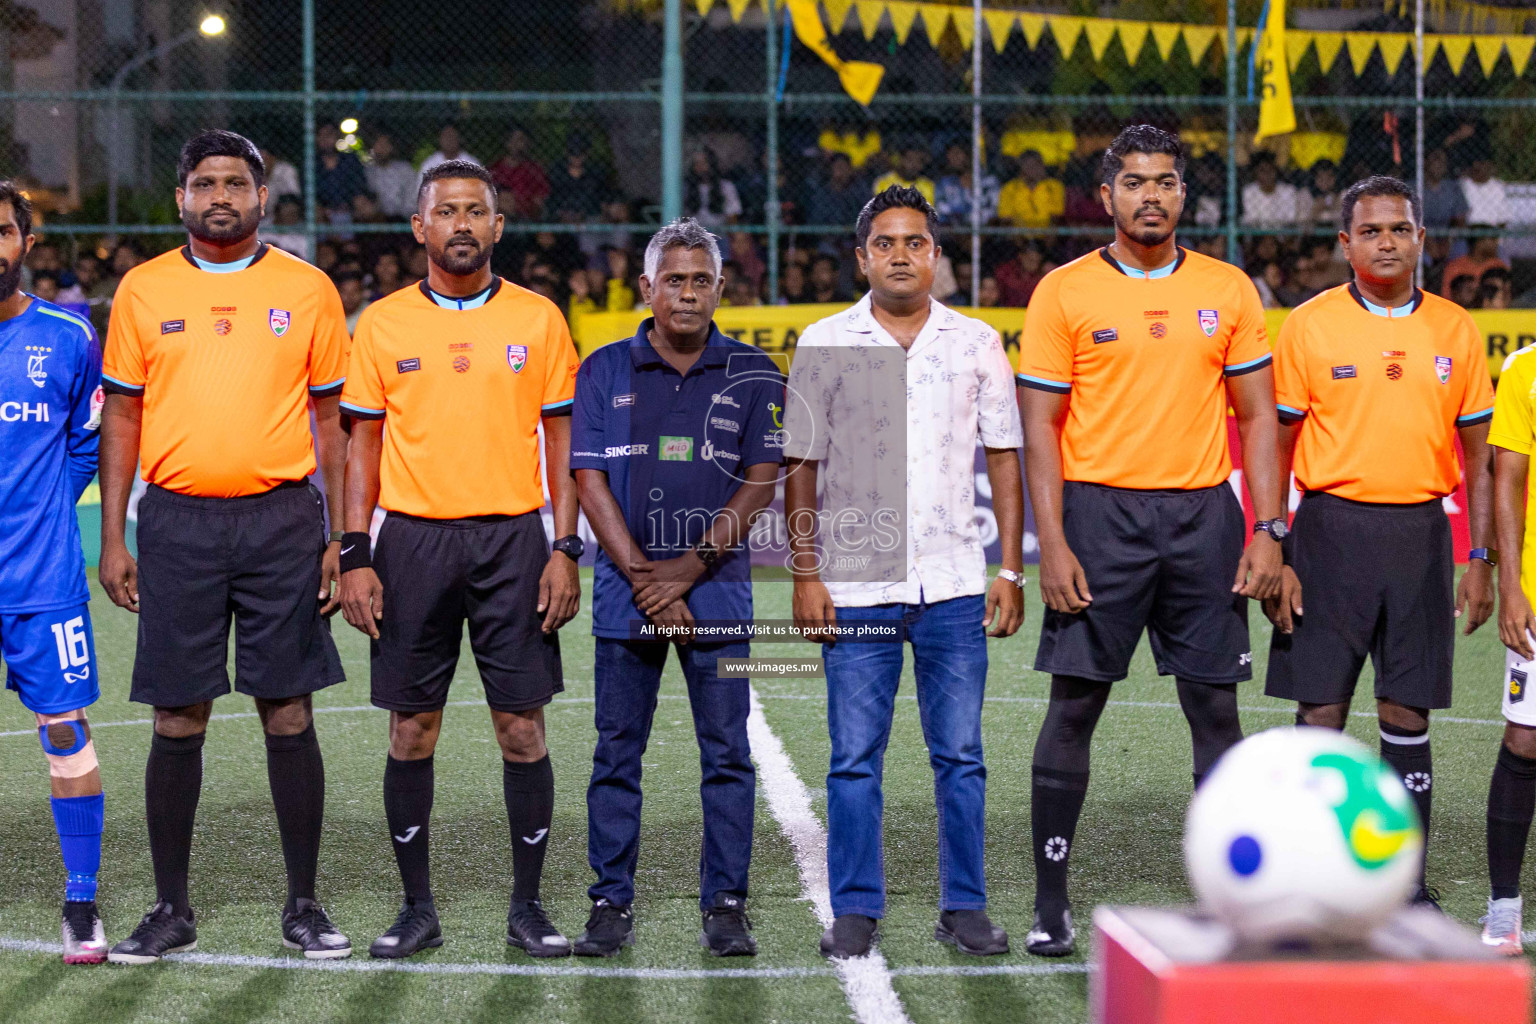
[1265,492,1454,710]
[370,511,564,713]
[1034,481,1251,685]
[130,480,344,706]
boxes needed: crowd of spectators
[24,115,1536,331]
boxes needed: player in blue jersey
[0,182,108,964]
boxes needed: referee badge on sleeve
[1512,669,1527,704]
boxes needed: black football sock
[1176,680,1243,789]
[145,731,205,917]
[384,755,435,903]
[1030,675,1109,918]
[504,755,554,903]
[1379,720,1433,884]
[265,724,325,911]
[1031,766,1089,919]
[1488,745,1536,900]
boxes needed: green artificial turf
[0,568,1518,1023]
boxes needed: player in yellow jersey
[1482,342,1536,952]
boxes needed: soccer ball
[1184,727,1423,945]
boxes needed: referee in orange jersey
[1266,176,1495,907]
[99,131,351,962]
[1015,125,1285,957]
[339,161,582,959]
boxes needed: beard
[182,204,261,245]
[429,234,492,276]
[0,258,21,302]
[1116,206,1178,248]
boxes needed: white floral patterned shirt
[783,294,1022,607]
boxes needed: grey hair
[643,217,723,281]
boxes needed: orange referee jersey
[341,279,580,519]
[102,243,349,498]
[1015,246,1272,490]
[1273,283,1494,503]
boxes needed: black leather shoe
[700,896,756,957]
[573,900,635,958]
[1024,907,1076,957]
[369,899,443,959]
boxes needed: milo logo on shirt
[659,435,694,461]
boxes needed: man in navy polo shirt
[570,218,783,958]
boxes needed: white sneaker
[62,901,107,965]
[1480,896,1523,956]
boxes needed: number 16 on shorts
[0,604,100,714]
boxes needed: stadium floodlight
[339,118,359,135]
[107,16,231,230]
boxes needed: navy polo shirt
[571,320,785,640]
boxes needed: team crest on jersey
[1435,356,1452,384]
[507,345,528,373]
[269,308,291,337]
[23,345,49,388]
[1513,669,1527,704]
[1197,309,1219,337]
[87,385,105,430]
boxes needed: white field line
[0,693,1509,740]
[745,686,914,1024]
[0,935,1088,980]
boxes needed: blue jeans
[587,638,754,910]
[823,595,989,918]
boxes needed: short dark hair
[1249,150,1277,169]
[1339,174,1422,233]
[416,159,497,209]
[855,185,939,248]
[1101,124,1185,187]
[1481,266,1512,287]
[1449,273,1476,293]
[176,129,265,189]
[30,269,59,287]
[332,269,364,286]
[0,180,33,238]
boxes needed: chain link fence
[2,0,1533,326]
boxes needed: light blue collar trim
[1114,256,1177,279]
[426,285,492,310]
[1358,294,1418,318]
[190,252,255,273]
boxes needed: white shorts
[1505,641,1536,727]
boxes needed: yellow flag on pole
[785,0,885,106]
[1254,0,1296,141]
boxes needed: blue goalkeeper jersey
[0,296,102,613]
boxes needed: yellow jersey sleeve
[1490,348,1536,455]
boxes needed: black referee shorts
[130,480,344,706]
[1034,481,1251,685]
[370,511,563,714]
[1265,492,1454,710]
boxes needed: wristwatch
[1253,518,1289,542]
[996,569,1026,589]
[1470,547,1499,566]
[552,535,585,560]
[693,539,720,569]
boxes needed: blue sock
[51,794,103,903]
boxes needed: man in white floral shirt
[783,186,1025,960]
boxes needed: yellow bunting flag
[1017,11,1047,49]
[1345,32,1378,75]
[695,0,713,15]
[1507,36,1535,77]
[885,0,920,44]
[1437,34,1474,75]
[1118,20,1151,64]
[984,9,1016,53]
[726,0,754,22]
[1286,30,1313,72]
[1472,34,1505,75]
[1312,31,1345,72]
[1254,0,1296,141]
[1049,15,1085,56]
[1083,18,1119,62]
[823,0,854,31]
[854,0,883,40]
[1183,25,1220,65]
[787,0,885,105]
[1151,22,1183,62]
